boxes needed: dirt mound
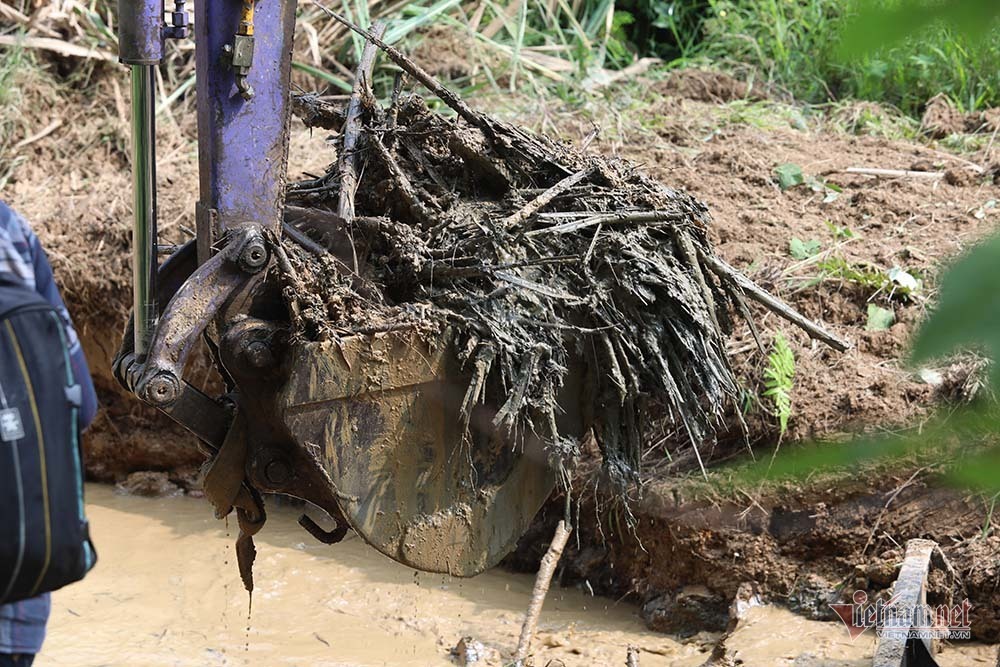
[654,69,763,104]
[921,93,1000,137]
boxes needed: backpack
[0,280,96,604]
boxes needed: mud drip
[38,486,993,667]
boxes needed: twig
[841,167,944,180]
[269,233,304,322]
[514,520,572,666]
[0,35,116,61]
[923,147,985,174]
[13,118,62,150]
[282,222,327,256]
[291,93,345,131]
[337,20,386,273]
[368,133,438,226]
[501,165,595,230]
[314,3,486,130]
[986,124,1000,163]
[862,467,928,555]
[700,253,851,352]
[525,210,686,237]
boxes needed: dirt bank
[511,470,1000,641]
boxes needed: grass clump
[688,0,1000,116]
[762,332,795,438]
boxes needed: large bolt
[238,237,268,273]
[264,458,291,486]
[243,339,274,368]
[140,371,181,406]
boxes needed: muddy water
[39,485,997,667]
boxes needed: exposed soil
[511,471,1000,641]
[4,49,1000,644]
[922,93,1000,138]
[653,68,765,104]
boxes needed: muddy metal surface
[39,485,994,667]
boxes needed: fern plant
[763,332,796,438]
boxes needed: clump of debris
[278,16,847,488]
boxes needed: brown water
[38,485,997,667]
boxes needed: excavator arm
[112,0,562,585]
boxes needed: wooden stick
[700,253,851,352]
[12,118,62,150]
[337,21,386,273]
[282,222,328,256]
[501,165,594,231]
[514,520,572,666]
[842,167,943,180]
[291,93,345,131]
[313,3,487,131]
[269,232,304,322]
[338,20,386,221]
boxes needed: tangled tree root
[278,11,849,492]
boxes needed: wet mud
[42,485,996,666]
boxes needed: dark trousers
[0,655,35,667]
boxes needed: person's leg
[0,655,35,667]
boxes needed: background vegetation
[4,0,999,118]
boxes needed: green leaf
[789,237,822,260]
[775,163,805,191]
[866,304,895,331]
[291,62,352,93]
[763,333,795,436]
[910,234,1000,382]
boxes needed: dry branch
[501,165,595,231]
[842,167,944,180]
[700,253,851,351]
[0,35,115,61]
[337,21,386,273]
[314,3,486,130]
[338,21,387,224]
[514,520,572,666]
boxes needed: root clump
[280,20,846,489]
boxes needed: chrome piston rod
[130,63,158,359]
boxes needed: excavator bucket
[117,240,574,578]
[277,332,565,575]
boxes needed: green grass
[0,44,28,189]
[762,332,795,438]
